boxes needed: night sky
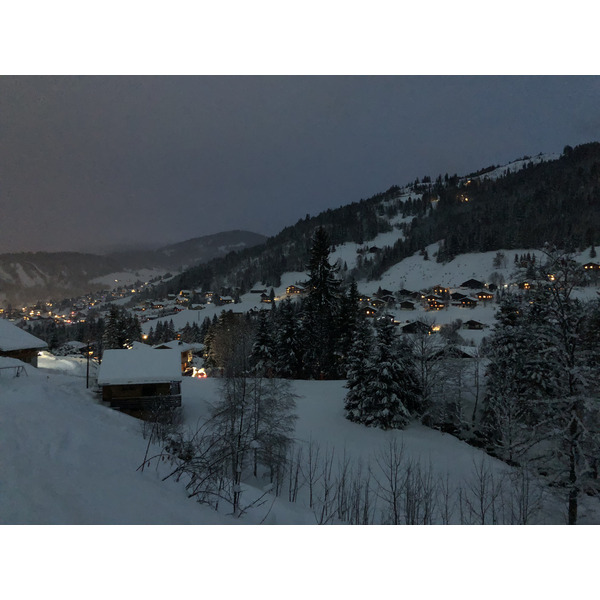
[2,76,600,254]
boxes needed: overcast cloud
[1,76,599,254]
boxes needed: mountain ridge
[0,230,267,305]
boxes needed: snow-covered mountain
[0,230,267,306]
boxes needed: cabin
[461,297,478,308]
[400,300,416,310]
[370,299,386,309]
[363,306,377,318]
[401,321,431,335]
[153,340,194,373]
[97,349,182,412]
[374,288,393,298]
[476,291,494,302]
[428,299,446,311]
[583,262,600,271]
[0,319,48,367]
[460,278,485,289]
[433,285,449,296]
[286,285,305,295]
[451,292,467,301]
[463,319,486,330]
[398,289,419,299]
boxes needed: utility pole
[86,342,90,388]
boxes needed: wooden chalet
[583,262,600,271]
[363,306,378,318]
[97,349,182,412]
[153,340,194,373]
[401,321,431,335]
[433,285,449,296]
[370,299,386,309]
[374,288,393,298]
[0,319,47,367]
[398,289,419,299]
[400,300,416,310]
[463,319,486,330]
[476,290,494,302]
[460,278,485,289]
[428,299,446,311]
[286,285,305,295]
[461,297,478,308]
[451,292,467,301]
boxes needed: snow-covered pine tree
[301,226,342,379]
[362,317,412,430]
[344,316,375,423]
[250,310,276,378]
[274,297,301,378]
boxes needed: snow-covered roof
[130,341,155,351]
[0,319,48,352]
[97,349,182,386]
[153,340,193,352]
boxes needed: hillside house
[583,262,600,271]
[461,297,478,308]
[476,291,494,302]
[97,349,182,412]
[401,321,431,335]
[286,285,305,295]
[0,319,48,367]
[400,300,416,310]
[433,285,449,296]
[463,319,485,330]
[461,278,484,289]
[153,340,194,373]
[451,292,467,301]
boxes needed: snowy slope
[4,354,597,525]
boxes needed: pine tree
[301,226,342,378]
[274,298,301,378]
[250,310,276,378]
[344,317,374,423]
[362,318,412,429]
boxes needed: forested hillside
[151,143,600,297]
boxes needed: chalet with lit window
[153,340,195,373]
[428,299,446,311]
[400,321,431,335]
[363,306,377,318]
[433,285,449,296]
[461,297,478,308]
[97,349,182,413]
[0,319,47,367]
[476,290,494,302]
[286,285,305,295]
[583,262,600,271]
[370,299,386,309]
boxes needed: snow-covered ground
[4,355,598,526]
